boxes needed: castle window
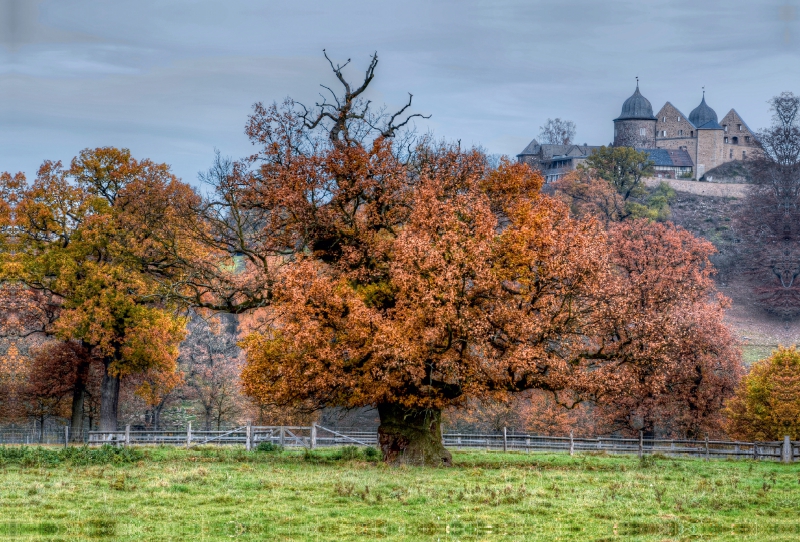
[640,128,646,136]
[723,125,728,132]
[730,149,733,159]
[745,136,750,143]
[732,137,739,145]
[738,124,742,131]
[743,151,747,159]
[690,131,694,137]
[679,130,683,136]
[724,137,729,143]
[663,117,666,122]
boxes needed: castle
[518,84,760,181]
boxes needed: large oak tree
[204,54,742,464]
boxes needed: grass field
[1,445,799,541]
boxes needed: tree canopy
[726,347,800,441]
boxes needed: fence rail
[3,425,797,462]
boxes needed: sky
[2,0,800,185]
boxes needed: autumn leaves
[2,148,193,432]
[0,55,748,465]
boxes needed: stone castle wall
[696,130,725,177]
[720,110,758,162]
[654,103,696,140]
[613,119,656,148]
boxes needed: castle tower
[689,92,724,177]
[613,82,657,148]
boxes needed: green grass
[742,344,777,364]
[0,446,799,541]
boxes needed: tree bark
[99,361,120,432]
[377,404,452,467]
[153,402,164,431]
[69,360,90,442]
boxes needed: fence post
[783,436,792,463]
[503,427,508,453]
[280,426,285,447]
[64,426,69,448]
[246,422,252,452]
[569,431,574,456]
[638,431,643,458]
[753,442,759,461]
[125,425,130,447]
[186,422,192,448]
[311,423,317,449]
[704,436,709,461]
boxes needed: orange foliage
[6,148,194,430]
[726,347,800,440]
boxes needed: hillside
[667,184,800,363]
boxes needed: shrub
[337,445,361,461]
[302,448,320,462]
[255,441,283,453]
[0,445,142,467]
[363,446,381,461]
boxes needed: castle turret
[613,83,657,148]
[689,92,724,177]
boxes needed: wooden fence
[79,424,800,463]
[86,424,378,450]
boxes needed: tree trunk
[99,362,120,432]
[153,402,164,431]
[69,360,90,442]
[377,404,452,467]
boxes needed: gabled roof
[722,109,756,135]
[561,145,601,157]
[518,142,599,158]
[518,138,540,155]
[665,149,694,167]
[658,101,696,128]
[638,148,694,168]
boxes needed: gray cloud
[2,0,800,184]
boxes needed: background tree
[18,341,102,440]
[588,221,742,438]
[553,146,670,222]
[736,92,800,316]
[726,346,800,440]
[538,118,576,145]
[180,315,246,430]
[14,149,193,431]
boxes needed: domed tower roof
[615,84,656,121]
[689,93,722,129]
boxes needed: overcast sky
[2,0,799,185]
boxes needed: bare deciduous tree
[737,92,800,316]
[538,118,576,145]
[180,314,245,431]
